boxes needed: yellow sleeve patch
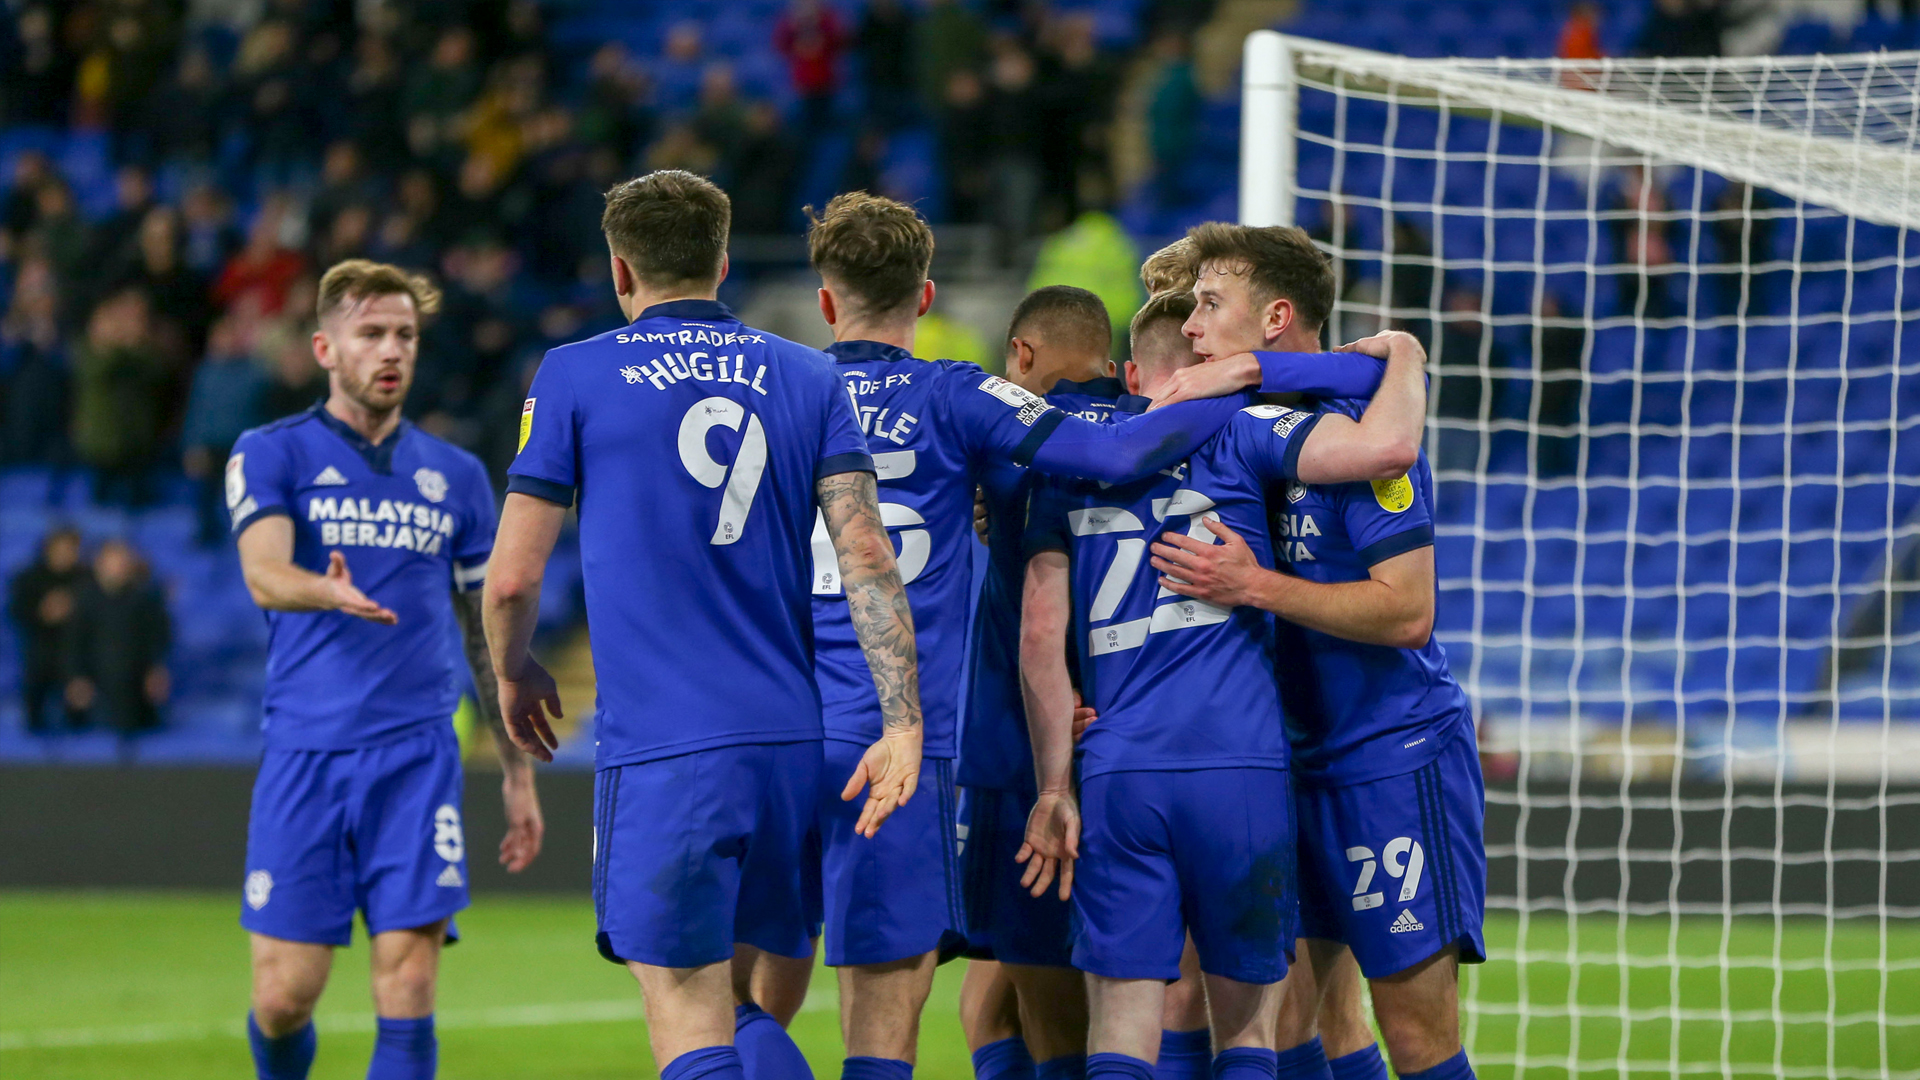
[518,398,535,453]
[1371,474,1414,513]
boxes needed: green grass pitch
[1,892,1912,1079]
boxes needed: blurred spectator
[2,151,55,248]
[233,19,313,187]
[576,43,653,163]
[1027,209,1142,362]
[1613,164,1675,320]
[776,0,849,144]
[141,44,224,169]
[987,39,1044,254]
[696,64,751,162]
[65,538,171,738]
[1534,293,1588,478]
[1036,13,1118,228]
[83,165,157,282]
[1434,284,1504,450]
[78,2,178,136]
[859,0,917,130]
[405,27,484,171]
[346,32,409,174]
[182,318,271,545]
[262,321,327,420]
[1145,29,1200,207]
[1559,1,1605,60]
[8,527,88,735]
[213,197,306,316]
[6,3,76,127]
[110,206,212,366]
[655,21,709,109]
[939,69,992,225]
[0,256,70,468]
[728,103,800,234]
[1712,181,1774,312]
[1387,217,1436,347]
[180,183,242,277]
[1635,0,1728,58]
[26,179,90,317]
[916,0,987,115]
[71,289,169,508]
[309,141,379,240]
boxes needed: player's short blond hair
[1140,237,1198,295]
[1128,288,1196,359]
[315,259,441,324]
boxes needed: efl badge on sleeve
[1371,474,1415,513]
[519,398,535,453]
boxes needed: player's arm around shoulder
[1291,330,1427,485]
[817,467,924,838]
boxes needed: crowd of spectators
[8,526,171,740]
[0,0,1209,525]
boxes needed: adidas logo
[1389,908,1425,933]
[312,466,349,486]
[436,864,465,888]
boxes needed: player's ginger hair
[1140,237,1198,295]
[315,259,441,324]
[805,191,936,318]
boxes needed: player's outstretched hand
[843,727,922,838]
[322,551,398,624]
[498,764,544,873]
[1146,351,1262,410]
[498,657,563,763]
[1016,789,1080,901]
[1152,517,1266,609]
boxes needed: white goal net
[1241,31,1920,1079]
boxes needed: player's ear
[1124,360,1142,396]
[715,252,729,287]
[1009,337,1034,376]
[609,253,634,300]
[1264,297,1292,344]
[311,326,334,371]
[817,287,837,327]
[918,279,935,317]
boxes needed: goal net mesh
[1242,35,1920,1079]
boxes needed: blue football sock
[365,1015,435,1080]
[842,1056,914,1080]
[1035,1052,1087,1080]
[663,1045,749,1080]
[1396,1050,1474,1080]
[1156,1030,1211,1080]
[1273,1037,1334,1080]
[1210,1047,1278,1080]
[1085,1052,1156,1080]
[736,1004,814,1080]
[973,1037,1038,1080]
[248,1013,316,1080]
[1325,1044,1388,1080]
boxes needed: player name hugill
[306,497,457,553]
[619,352,769,394]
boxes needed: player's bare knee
[250,972,322,1035]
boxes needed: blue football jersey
[227,405,496,751]
[957,377,1125,793]
[809,343,1119,758]
[1270,398,1470,786]
[507,300,873,769]
[1025,401,1325,779]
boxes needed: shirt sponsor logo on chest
[306,495,455,554]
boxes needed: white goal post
[1241,30,1920,1080]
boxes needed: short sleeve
[1021,477,1074,555]
[946,369,1064,467]
[816,372,876,478]
[1342,461,1435,567]
[225,430,293,536]
[1222,404,1325,483]
[449,455,498,592]
[505,351,580,506]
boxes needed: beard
[335,362,410,416]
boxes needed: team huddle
[225,169,1484,1080]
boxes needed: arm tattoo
[452,588,524,768]
[817,471,922,733]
